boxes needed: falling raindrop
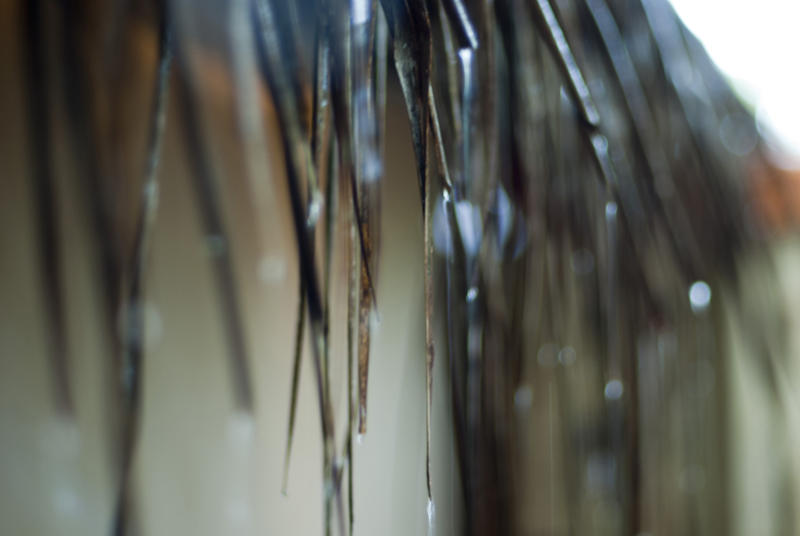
[537,343,560,368]
[426,497,436,536]
[454,201,483,258]
[558,346,576,366]
[514,385,533,410]
[688,280,711,313]
[306,191,323,228]
[466,287,478,302]
[604,379,624,400]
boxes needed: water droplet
[604,379,624,400]
[466,287,478,302]
[306,192,323,227]
[586,453,617,491]
[362,152,383,183]
[720,112,757,156]
[468,329,482,358]
[455,201,483,258]
[426,497,436,536]
[558,346,576,366]
[370,309,382,330]
[356,433,364,445]
[143,179,159,204]
[352,0,370,24]
[494,186,514,249]
[514,386,533,410]
[593,134,610,154]
[334,456,345,473]
[433,194,454,258]
[605,201,618,218]
[571,249,595,276]
[688,280,711,313]
[537,343,559,368]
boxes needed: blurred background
[1,0,800,534]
